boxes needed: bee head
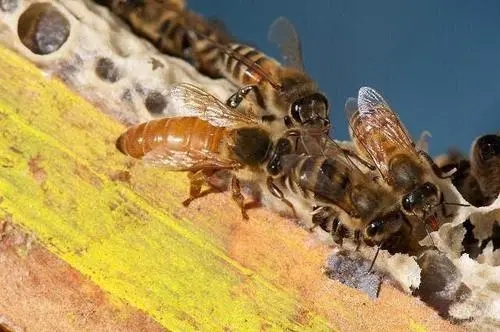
[364,211,404,243]
[473,134,500,166]
[286,93,330,129]
[401,182,440,218]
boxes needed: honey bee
[346,87,461,230]
[116,82,302,219]
[116,83,408,251]
[93,0,233,77]
[436,149,487,207]
[286,151,409,249]
[470,133,500,203]
[435,134,500,207]
[204,16,330,133]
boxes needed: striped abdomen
[96,1,232,77]
[116,117,227,159]
[218,44,280,87]
[281,156,354,212]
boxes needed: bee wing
[141,146,239,171]
[357,87,414,148]
[279,154,302,173]
[321,137,346,159]
[295,133,325,156]
[346,87,416,181]
[205,17,234,43]
[415,130,432,153]
[268,17,304,70]
[164,83,259,127]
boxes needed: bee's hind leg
[353,230,362,251]
[182,169,221,207]
[266,177,297,218]
[311,206,348,246]
[231,176,249,220]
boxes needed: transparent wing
[296,132,325,156]
[322,137,375,179]
[268,16,304,70]
[346,87,417,180]
[141,146,239,171]
[344,97,358,122]
[357,87,414,149]
[164,83,259,127]
[344,96,361,157]
[415,130,432,153]
[278,154,302,173]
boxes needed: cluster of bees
[96,0,500,262]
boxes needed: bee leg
[309,206,324,232]
[418,151,456,178]
[368,245,381,272]
[182,170,220,207]
[226,85,260,108]
[330,218,346,246]
[266,177,297,218]
[311,206,331,230]
[353,230,362,251]
[231,176,249,220]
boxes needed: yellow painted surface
[409,319,428,332]
[0,45,457,332]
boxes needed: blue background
[189,0,500,157]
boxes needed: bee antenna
[368,244,381,273]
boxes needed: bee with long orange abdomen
[116,83,297,219]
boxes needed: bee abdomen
[116,117,226,159]
[218,44,277,86]
[281,156,322,200]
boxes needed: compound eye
[402,194,413,213]
[291,94,330,126]
[422,182,437,195]
[312,93,329,119]
[291,101,304,123]
[366,220,384,238]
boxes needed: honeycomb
[0,0,235,125]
